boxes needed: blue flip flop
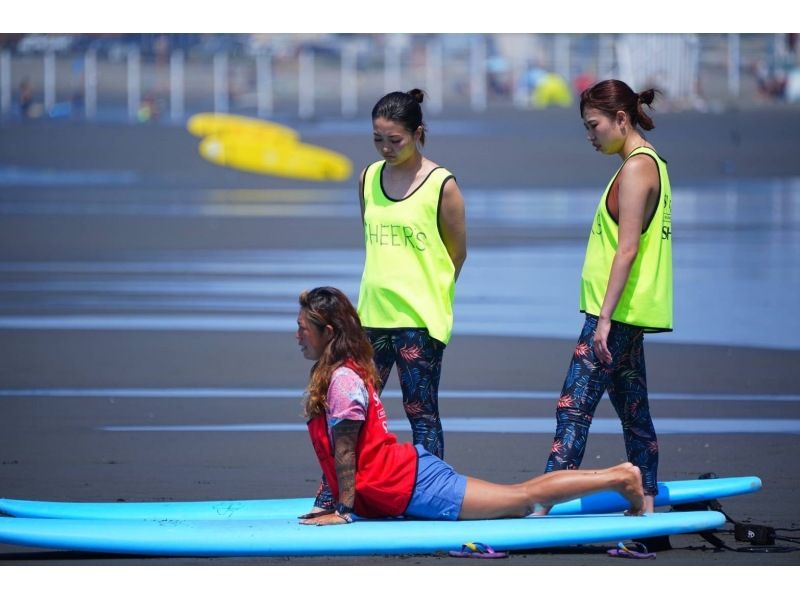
[607,541,657,559]
[449,541,508,559]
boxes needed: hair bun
[638,89,656,106]
[407,88,425,104]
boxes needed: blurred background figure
[1,33,798,125]
[18,77,37,118]
[531,71,572,107]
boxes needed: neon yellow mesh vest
[580,146,673,332]
[357,161,456,344]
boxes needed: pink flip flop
[449,542,508,559]
[607,541,657,559]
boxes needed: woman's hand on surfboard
[299,512,351,526]
[297,508,334,520]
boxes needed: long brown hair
[299,287,380,419]
[579,79,659,131]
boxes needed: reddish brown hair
[299,287,380,419]
[580,79,659,131]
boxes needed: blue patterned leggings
[366,328,446,459]
[544,315,659,495]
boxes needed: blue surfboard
[0,476,761,521]
[0,511,726,556]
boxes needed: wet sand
[1,107,799,569]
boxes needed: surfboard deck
[0,511,726,557]
[0,476,761,521]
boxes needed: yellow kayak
[187,113,299,143]
[199,135,352,182]
[188,113,353,182]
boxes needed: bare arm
[331,419,361,510]
[594,156,658,364]
[358,167,367,224]
[439,177,467,280]
[300,419,362,526]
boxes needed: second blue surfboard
[0,476,760,520]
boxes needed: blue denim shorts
[404,445,467,521]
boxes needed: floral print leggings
[366,327,446,459]
[544,314,659,495]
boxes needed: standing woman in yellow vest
[543,80,673,513]
[358,89,467,459]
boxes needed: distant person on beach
[295,286,645,525]
[18,78,34,119]
[541,79,673,514]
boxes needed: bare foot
[531,504,551,517]
[618,463,645,516]
[642,494,655,514]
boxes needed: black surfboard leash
[671,472,800,554]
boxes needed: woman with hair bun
[541,79,674,514]
[357,89,467,456]
[307,89,467,515]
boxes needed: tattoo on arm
[332,419,362,510]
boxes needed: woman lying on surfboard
[295,286,645,526]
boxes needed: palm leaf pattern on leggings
[399,343,423,362]
[545,316,658,493]
[366,328,445,457]
[371,332,394,352]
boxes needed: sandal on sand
[607,541,656,559]
[449,542,508,559]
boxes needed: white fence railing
[1,33,796,122]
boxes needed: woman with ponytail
[542,80,674,513]
[295,287,645,526]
